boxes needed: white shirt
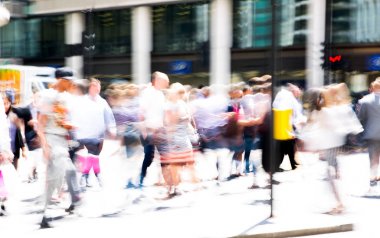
[300,105,363,151]
[191,94,229,129]
[69,95,103,139]
[273,88,305,130]
[139,86,166,129]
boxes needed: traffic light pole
[83,9,95,78]
[306,0,326,89]
[324,0,333,85]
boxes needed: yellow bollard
[273,108,293,140]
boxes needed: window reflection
[331,0,380,44]
[0,19,26,58]
[90,9,131,56]
[153,2,209,53]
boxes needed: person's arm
[37,113,50,161]
[238,116,264,127]
[356,99,367,126]
[103,100,117,139]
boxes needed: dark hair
[55,67,73,79]
[4,89,15,104]
[302,88,323,112]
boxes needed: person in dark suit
[358,78,380,187]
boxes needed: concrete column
[210,0,232,89]
[306,0,326,88]
[65,12,85,78]
[132,6,152,85]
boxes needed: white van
[0,65,56,106]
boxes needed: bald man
[138,71,170,187]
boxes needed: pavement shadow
[236,216,272,236]
[361,195,380,199]
[248,199,271,206]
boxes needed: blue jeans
[244,136,258,174]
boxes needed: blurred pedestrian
[299,83,362,214]
[357,78,380,188]
[138,71,169,187]
[37,68,81,228]
[0,94,14,216]
[2,90,27,171]
[73,78,116,189]
[109,83,142,188]
[159,83,197,196]
[273,83,305,171]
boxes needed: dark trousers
[276,139,297,170]
[243,136,255,173]
[140,135,155,185]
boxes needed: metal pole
[83,9,95,78]
[270,0,278,219]
[324,0,332,85]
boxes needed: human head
[168,82,186,101]
[151,71,169,90]
[124,83,140,98]
[302,88,323,112]
[260,82,272,95]
[371,77,380,93]
[2,90,13,113]
[72,79,89,96]
[242,85,253,95]
[53,67,75,92]
[287,83,302,99]
[88,78,101,97]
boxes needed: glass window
[89,9,131,56]
[233,0,308,49]
[0,18,26,58]
[23,15,65,59]
[153,2,209,53]
[233,0,272,48]
[332,0,380,44]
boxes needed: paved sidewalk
[2,143,372,238]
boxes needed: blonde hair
[321,83,351,107]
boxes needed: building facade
[1,0,380,88]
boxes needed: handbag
[188,115,201,147]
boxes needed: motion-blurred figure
[357,78,380,188]
[299,83,362,214]
[37,68,81,228]
[138,72,169,187]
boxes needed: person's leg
[322,148,344,213]
[91,155,101,186]
[140,135,155,186]
[161,164,172,195]
[65,165,81,213]
[79,155,91,187]
[276,140,285,171]
[244,137,254,173]
[368,141,380,184]
[285,139,298,170]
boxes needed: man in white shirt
[138,71,169,187]
[72,78,116,188]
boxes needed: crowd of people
[1,67,380,227]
